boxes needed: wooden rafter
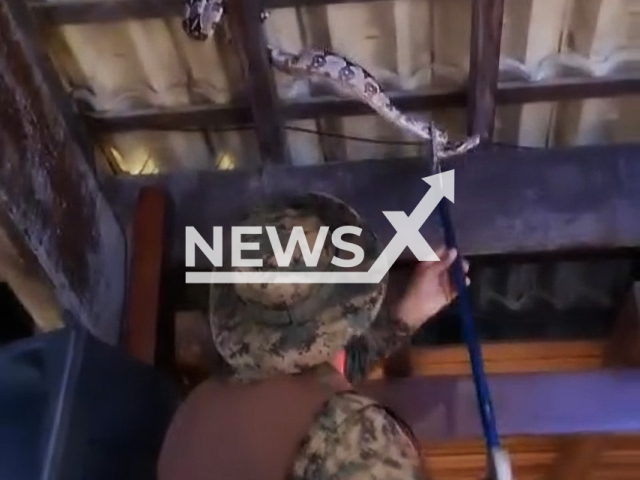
[28,0,436,25]
[0,0,126,344]
[225,0,289,165]
[80,76,640,133]
[467,0,505,139]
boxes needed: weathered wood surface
[26,0,472,24]
[467,0,504,139]
[104,143,640,269]
[368,340,607,379]
[0,0,126,343]
[226,0,289,165]
[83,77,640,133]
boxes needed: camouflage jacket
[290,391,426,480]
[345,308,418,382]
[287,311,428,480]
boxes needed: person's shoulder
[292,392,425,480]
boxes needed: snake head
[182,0,225,41]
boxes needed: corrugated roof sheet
[38,0,640,171]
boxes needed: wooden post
[0,0,126,343]
[226,0,289,165]
[124,187,167,364]
[467,0,505,139]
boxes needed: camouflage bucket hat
[209,192,388,381]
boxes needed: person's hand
[394,247,469,329]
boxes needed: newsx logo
[185,170,454,284]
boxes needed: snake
[182,0,480,158]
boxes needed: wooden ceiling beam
[226,0,289,164]
[0,0,126,344]
[82,77,640,133]
[29,0,423,25]
[467,0,505,139]
[103,143,640,269]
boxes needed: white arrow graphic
[186,170,454,284]
[365,169,454,283]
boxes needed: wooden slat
[104,143,640,268]
[369,340,606,379]
[82,77,640,133]
[172,312,606,382]
[124,186,167,364]
[225,0,289,165]
[0,0,126,343]
[467,0,505,138]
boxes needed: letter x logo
[367,171,454,279]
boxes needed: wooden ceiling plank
[0,0,126,344]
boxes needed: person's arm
[346,247,469,378]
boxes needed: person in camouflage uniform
[158,193,467,480]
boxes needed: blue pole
[436,198,501,451]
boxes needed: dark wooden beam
[0,0,126,344]
[124,187,167,365]
[225,0,289,164]
[29,0,405,25]
[30,0,184,24]
[103,143,640,269]
[467,0,505,139]
[82,77,640,133]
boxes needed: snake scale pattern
[182,0,480,158]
